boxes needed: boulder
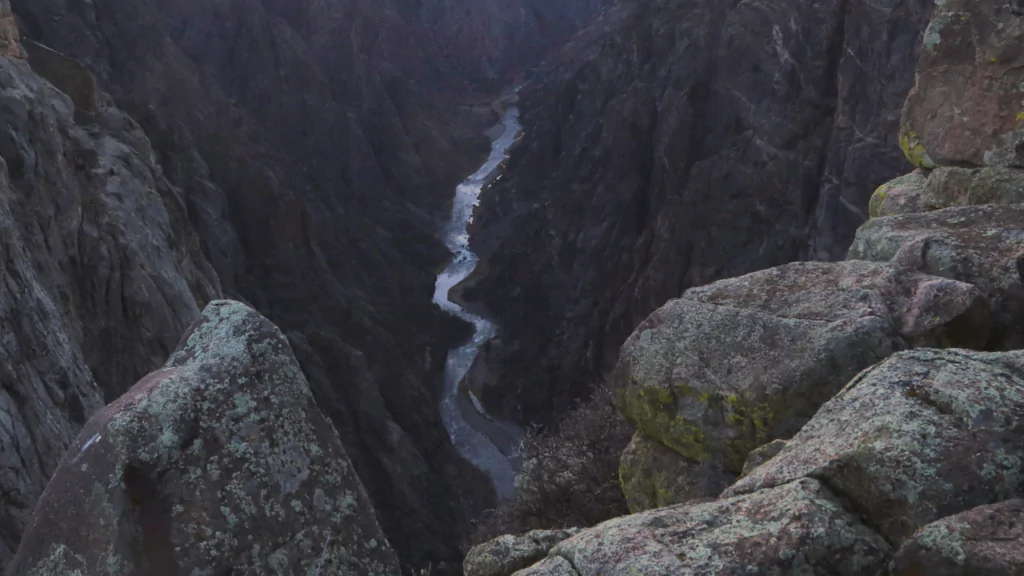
[869,170,929,218]
[617,432,729,513]
[464,529,580,576]
[849,204,1024,349]
[8,300,401,576]
[890,499,1024,575]
[869,167,1024,218]
[740,439,788,477]
[513,478,890,576]
[613,260,990,511]
[901,0,1024,167]
[726,348,1024,545]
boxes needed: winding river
[433,102,523,498]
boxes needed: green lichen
[900,127,936,169]
[619,384,709,462]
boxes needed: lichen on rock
[726,348,1024,545]
[8,300,400,576]
[464,528,580,576]
[612,260,990,512]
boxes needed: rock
[0,0,21,59]
[613,260,989,511]
[513,478,891,575]
[22,39,96,120]
[869,167,1024,217]
[8,300,401,576]
[460,0,932,430]
[464,529,580,576]
[869,170,930,218]
[849,204,1024,349]
[890,499,1024,576]
[11,0,511,567]
[0,48,218,563]
[618,432,730,514]
[901,0,1024,167]
[726,348,1024,544]
[740,439,788,477]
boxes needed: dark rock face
[0,20,219,566]
[7,0,510,569]
[462,0,932,427]
[9,300,401,576]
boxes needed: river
[433,101,523,498]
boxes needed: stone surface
[513,478,891,575]
[464,529,580,576]
[726,348,1024,544]
[0,44,219,565]
[8,300,401,576]
[613,260,989,511]
[901,0,1024,168]
[617,432,729,514]
[890,499,1024,576]
[849,203,1024,349]
[740,439,788,477]
[461,0,932,429]
[870,167,1024,218]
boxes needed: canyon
[4,0,1024,575]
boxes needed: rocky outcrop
[613,260,989,512]
[0,32,219,566]
[849,204,1024,349]
[461,0,932,428]
[900,0,1024,168]
[464,529,580,576]
[890,499,1024,576]
[870,166,1024,217]
[510,478,891,575]
[9,300,401,576]
[726,348,1024,544]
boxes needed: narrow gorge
[3,0,1024,575]
[434,96,524,498]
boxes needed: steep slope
[0,6,220,566]
[463,0,932,425]
[8,0,616,570]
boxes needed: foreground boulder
[890,499,1024,575]
[870,167,1024,218]
[726,348,1024,544]
[509,478,890,575]
[849,204,1024,349]
[8,300,400,575]
[613,260,990,511]
[900,0,1024,168]
[464,529,580,576]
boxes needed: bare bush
[471,382,634,544]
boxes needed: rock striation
[8,300,401,576]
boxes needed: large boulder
[463,529,580,576]
[870,167,1024,218]
[512,478,890,576]
[726,348,1024,545]
[849,204,1024,349]
[890,499,1024,575]
[900,0,1024,168]
[8,300,401,576]
[613,260,990,511]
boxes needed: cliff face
[4,0,605,571]
[0,4,220,565]
[464,0,932,425]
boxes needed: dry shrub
[471,382,634,544]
